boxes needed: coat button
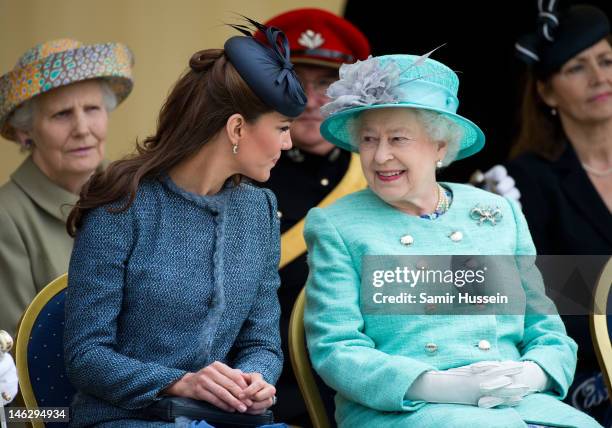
[276,210,283,219]
[400,234,414,246]
[449,231,463,242]
[320,178,329,186]
[478,339,491,351]
[425,342,438,353]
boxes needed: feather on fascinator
[515,2,610,77]
[224,17,306,117]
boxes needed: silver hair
[350,108,463,166]
[413,109,463,166]
[8,79,118,141]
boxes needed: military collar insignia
[287,147,305,163]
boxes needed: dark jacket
[508,144,612,426]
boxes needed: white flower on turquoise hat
[321,56,400,118]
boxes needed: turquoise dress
[303,183,601,428]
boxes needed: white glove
[0,353,18,404]
[405,361,530,408]
[500,360,552,394]
[482,165,521,204]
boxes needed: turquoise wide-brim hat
[320,54,485,160]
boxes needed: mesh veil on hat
[0,38,134,141]
[515,2,610,76]
[320,54,485,161]
[225,18,306,118]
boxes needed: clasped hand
[406,360,550,408]
[164,361,275,414]
[0,352,18,404]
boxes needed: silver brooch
[470,205,503,226]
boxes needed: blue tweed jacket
[304,183,601,428]
[64,175,282,427]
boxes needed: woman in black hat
[63,21,305,427]
[509,2,612,424]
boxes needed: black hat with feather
[225,17,307,117]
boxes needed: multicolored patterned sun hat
[320,54,485,161]
[0,38,134,141]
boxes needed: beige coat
[0,157,77,335]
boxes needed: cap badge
[298,29,325,49]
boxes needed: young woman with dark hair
[63,24,306,427]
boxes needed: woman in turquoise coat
[303,54,602,427]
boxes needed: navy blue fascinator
[225,17,307,117]
[516,2,610,77]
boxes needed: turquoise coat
[303,183,601,428]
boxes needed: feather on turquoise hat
[320,53,485,160]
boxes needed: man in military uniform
[259,8,371,425]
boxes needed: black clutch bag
[145,397,275,428]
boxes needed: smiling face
[357,108,447,209]
[539,38,612,124]
[20,80,108,186]
[237,111,293,182]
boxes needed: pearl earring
[551,108,557,116]
[436,160,443,168]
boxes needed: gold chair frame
[288,287,331,428]
[590,257,612,404]
[15,273,68,428]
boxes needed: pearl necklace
[420,184,449,220]
[434,184,449,213]
[582,163,612,177]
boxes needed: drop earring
[232,143,239,155]
[551,108,557,116]
[436,160,443,168]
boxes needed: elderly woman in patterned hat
[0,39,134,335]
[303,53,602,427]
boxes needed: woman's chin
[246,170,271,183]
[64,158,102,176]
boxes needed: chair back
[288,287,332,428]
[15,273,75,427]
[590,257,612,404]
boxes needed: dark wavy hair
[511,34,612,160]
[67,49,273,236]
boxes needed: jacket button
[449,231,463,242]
[478,339,491,351]
[400,234,414,246]
[425,342,438,353]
